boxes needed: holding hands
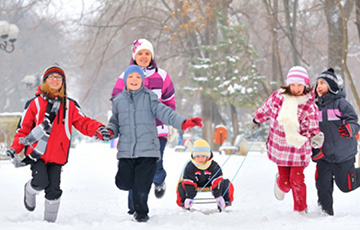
[95,126,113,141]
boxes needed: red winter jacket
[11,91,104,165]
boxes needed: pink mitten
[216,196,226,211]
[184,198,193,209]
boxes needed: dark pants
[115,157,157,215]
[30,160,62,200]
[127,138,167,213]
[176,179,234,207]
[316,157,360,215]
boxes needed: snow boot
[44,198,60,223]
[154,182,166,199]
[24,180,40,211]
[274,173,285,201]
[133,212,149,222]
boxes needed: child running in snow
[251,66,324,213]
[5,64,111,222]
[176,139,234,212]
[106,65,203,222]
[312,68,360,216]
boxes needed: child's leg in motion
[176,182,186,207]
[115,159,135,191]
[316,161,334,215]
[132,157,157,219]
[333,158,360,192]
[277,166,291,192]
[43,163,62,222]
[289,166,307,212]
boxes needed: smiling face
[126,72,143,91]
[289,83,305,96]
[316,79,330,97]
[46,73,63,92]
[134,49,152,67]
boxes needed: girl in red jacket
[6,64,110,222]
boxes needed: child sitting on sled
[176,139,234,211]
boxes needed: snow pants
[176,179,234,207]
[315,157,360,215]
[115,157,157,216]
[30,159,62,200]
[277,166,307,212]
[126,138,167,213]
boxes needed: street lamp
[0,21,19,53]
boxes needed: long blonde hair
[40,80,67,109]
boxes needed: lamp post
[0,21,19,53]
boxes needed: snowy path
[1,142,360,229]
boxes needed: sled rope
[222,128,260,197]
[196,128,251,194]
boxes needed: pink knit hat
[286,66,310,87]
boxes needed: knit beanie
[285,66,310,87]
[123,65,145,85]
[191,139,212,159]
[131,38,154,60]
[42,64,66,82]
[317,68,339,94]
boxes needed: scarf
[19,97,61,160]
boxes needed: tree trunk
[230,103,239,145]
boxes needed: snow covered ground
[1,141,360,230]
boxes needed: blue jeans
[127,138,167,212]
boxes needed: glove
[182,117,203,130]
[310,132,324,148]
[251,119,261,131]
[6,148,15,159]
[184,198,193,209]
[216,196,226,211]
[95,126,113,141]
[6,149,26,168]
[339,124,352,138]
[311,148,324,162]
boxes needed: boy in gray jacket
[313,68,360,216]
[106,65,202,222]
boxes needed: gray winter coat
[108,86,185,159]
[315,89,360,163]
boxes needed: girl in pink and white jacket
[251,66,324,213]
[111,39,175,213]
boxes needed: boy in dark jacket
[176,139,234,212]
[107,65,203,222]
[313,68,360,215]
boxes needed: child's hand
[310,132,324,148]
[182,117,203,130]
[338,124,352,138]
[251,119,261,131]
[215,196,226,211]
[95,126,113,141]
[184,198,193,209]
[311,148,324,162]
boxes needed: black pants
[30,159,62,200]
[115,157,157,216]
[316,157,360,215]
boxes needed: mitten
[184,198,193,209]
[310,132,324,148]
[95,126,113,141]
[338,124,352,138]
[184,117,203,130]
[182,117,203,130]
[215,196,226,211]
[251,119,261,131]
[311,148,324,162]
[5,148,15,158]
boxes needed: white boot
[24,180,40,211]
[274,173,285,201]
[44,198,61,223]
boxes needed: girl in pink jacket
[252,66,324,213]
